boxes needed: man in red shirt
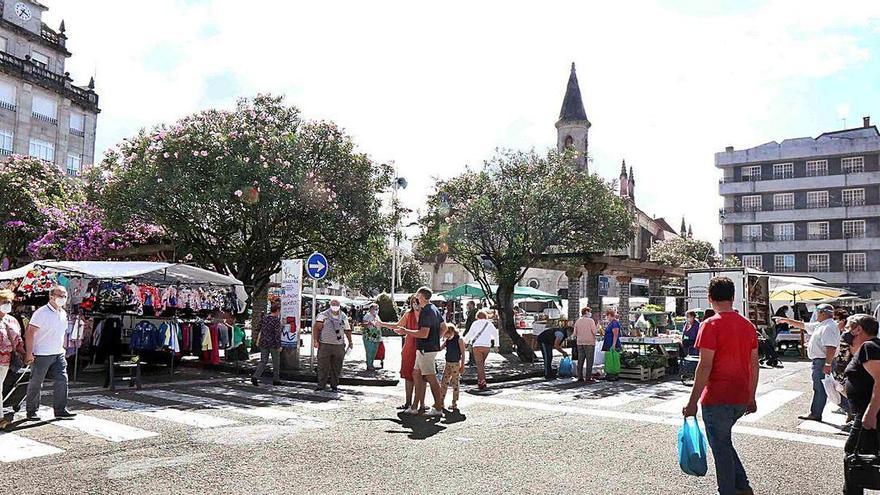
[683,276,759,495]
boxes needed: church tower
[556,62,591,172]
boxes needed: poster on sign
[280,259,303,348]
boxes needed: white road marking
[195,386,342,411]
[75,395,237,428]
[741,390,803,423]
[797,403,848,434]
[479,396,845,449]
[137,389,323,423]
[0,432,63,462]
[647,393,693,414]
[33,407,158,442]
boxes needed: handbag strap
[470,321,491,345]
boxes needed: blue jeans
[702,404,750,495]
[539,340,554,378]
[26,354,69,415]
[811,358,828,419]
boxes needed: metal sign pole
[310,278,317,370]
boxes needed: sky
[43,0,880,246]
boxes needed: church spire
[688,224,693,238]
[680,217,687,237]
[557,63,590,126]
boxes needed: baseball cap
[816,304,834,314]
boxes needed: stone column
[585,272,602,320]
[616,275,632,333]
[566,268,583,322]
[648,278,664,308]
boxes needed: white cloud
[42,0,880,245]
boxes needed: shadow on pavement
[363,410,467,440]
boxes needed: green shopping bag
[605,349,621,375]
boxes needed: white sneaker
[401,408,419,415]
[425,407,443,417]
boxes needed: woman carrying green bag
[602,308,623,381]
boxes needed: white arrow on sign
[308,260,326,273]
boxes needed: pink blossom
[163,152,170,158]
[200,150,208,157]
[234,190,243,197]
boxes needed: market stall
[0,260,247,388]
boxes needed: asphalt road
[2,359,851,494]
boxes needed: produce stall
[618,336,681,380]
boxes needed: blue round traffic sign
[306,252,329,280]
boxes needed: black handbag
[846,429,880,490]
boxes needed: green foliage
[340,245,425,297]
[85,95,393,304]
[0,156,83,262]
[375,292,398,322]
[417,148,634,360]
[648,236,721,269]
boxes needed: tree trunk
[496,284,536,363]
[249,280,269,353]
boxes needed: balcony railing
[69,128,85,137]
[0,51,98,112]
[0,100,14,112]
[721,199,879,215]
[32,112,57,125]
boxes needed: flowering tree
[0,156,83,263]
[86,95,392,319]
[648,236,738,269]
[417,149,634,362]
[27,204,164,261]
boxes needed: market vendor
[537,325,568,380]
[682,311,700,356]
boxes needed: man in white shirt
[775,303,839,422]
[24,285,76,420]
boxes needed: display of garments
[64,317,84,357]
[232,325,245,347]
[138,286,162,311]
[201,324,212,351]
[217,323,230,348]
[202,323,220,365]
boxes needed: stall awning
[769,282,853,302]
[0,260,248,309]
[439,282,561,302]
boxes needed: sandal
[396,403,411,410]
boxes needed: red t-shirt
[694,311,758,406]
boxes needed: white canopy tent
[0,260,248,312]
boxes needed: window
[0,130,11,155]
[742,195,762,211]
[742,224,762,241]
[30,51,49,68]
[808,221,829,240]
[774,254,796,273]
[742,255,763,270]
[742,165,762,181]
[69,112,85,136]
[772,162,793,179]
[806,191,829,209]
[66,154,81,177]
[564,135,573,148]
[842,156,865,174]
[31,94,57,123]
[443,272,454,284]
[28,138,53,162]
[773,223,795,241]
[806,160,828,177]
[842,188,865,206]
[807,254,829,273]
[844,253,867,272]
[0,37,7,53]
[843,220,866,239]
[0,81,14,112]
[773,193,794,210]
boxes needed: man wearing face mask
[313,298,353,391]
[24,285,76,420]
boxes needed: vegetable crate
[620,366,665,382]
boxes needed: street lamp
[391,176,408,299]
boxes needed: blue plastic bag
[678,417,708,477]
[558,357,573,378]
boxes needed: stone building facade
[0,0,99,175]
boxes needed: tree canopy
[417,149,634,361]
[340,242,425,297]
[648,236,740,269]
[85,95,392,316]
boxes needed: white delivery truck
[685,267,771,330]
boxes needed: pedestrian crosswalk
[0,377,847,463]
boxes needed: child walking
[439,323,466,410]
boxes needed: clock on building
[14,2,32,21]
